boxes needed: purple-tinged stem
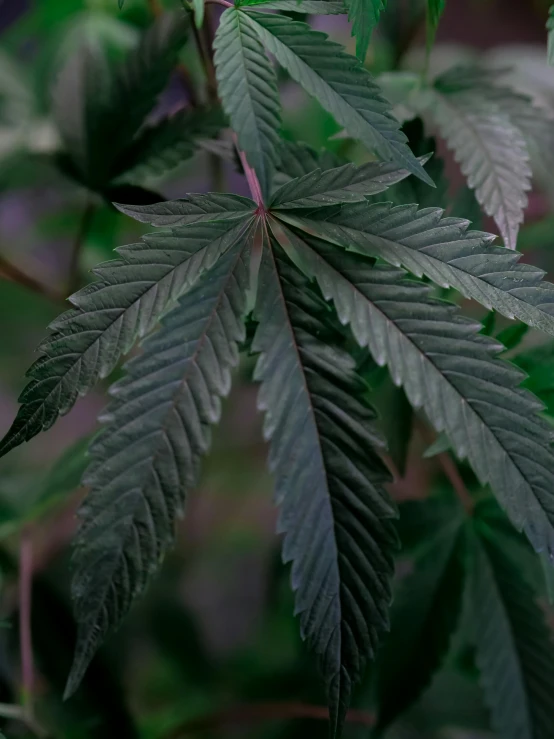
[235,139,264,206]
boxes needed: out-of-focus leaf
[423,432,451,459]
[426,0,446,51]
[547,6,554,67]
[497,323,529,352]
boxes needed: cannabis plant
[3,0,554,737]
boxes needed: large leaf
[272,223,554,557]
[344,0,387,61]
[0,218,253,458]
[253,237,397,737]
[246,12,432,185]
[374,500,465,733]
[278,201,554,336]
[65,235,252,697]
[214,7,281,199]
[469,510,554,739]
[430,71,532,249]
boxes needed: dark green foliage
[2,3,554,738]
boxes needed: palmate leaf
[344,0,387,61]
[214,7,281,199]
[269,157,426,208]
[279,201,554,336]
[0,217,254,459]
[430,74,532,249]
[65,235,252,697]
[253,238,397,738]
[375,504,466,733]
[272,224,554,557]
[245,11,432,185]
[469,509,554,739]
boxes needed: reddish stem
[235,136,264,206]
[19,531,34,715]
[205,0,233,6]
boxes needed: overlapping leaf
[246,11,432,185]
[375,508,466,733]
[431,73,531,249]
[344,0,387,61]
[253,238,397,737]
[117,193,256,227]
[214,7,281,199]
[272,224,554,557]
[278,201,554,336]
[470,511,554,739]
[0,218,253,458]
[65,235,252,697]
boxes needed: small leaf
[214,7,282,199]
[192,0,205,28]
[66,233,253,697]
[246,11,433,185]
[253,235,397,737]
[469,512,554,739]
[423,432,451,459]
[375,508,466,732]
[344,0,387,61]
[497,323,529,352]
[426,0,446,51]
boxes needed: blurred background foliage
[1,0,554,737]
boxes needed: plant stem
[235,137,264,205]
[0,255,60,303]
[67,201,94,295]
[165,702,375,737]
[205,0,232,6]
[19,531,34,720]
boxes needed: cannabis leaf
[375,503,466,733]
[271,224,554,556]
[280,200,554,336]
[469,508,554,739]
[548,6,554,67]
[426,0,446,50]
[214,7,281,199]
[245,11,433,185]
[344,0,387,61]
[253,237,397,738]
[117,194,256,227]
[430,71,532,249]
[65,235,253,697]
[0,217,254,458]
[238,0,346,13]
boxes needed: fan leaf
[65,234,253,697]
[0,217,254,459]
[344,0,386,61]
[214,7,282,199]
[238,0,346,13]
[273,223,554,557]
[116,193,256,227]
[246,11,432,185]
[469,509,554,739]
[280,201,554,336]
[253,235,397,737]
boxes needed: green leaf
[423,432,451,459]
[430,72,532,249]
[496,322,529,352]
[238,0,346,13]
[547,6,554,67]
[53,12,190,190]
[214,7,282,199]
[273,224,554,557]
[275,139,344,183]
[65,234,253,697]
[192,0,205,27]
[371,375,412,477]
[253,236,397,737]
[344,0,387,61]
[282,201,554,337]
[426,0,446,50]
[117,193,256,227]
[112,107,224,184]
[375,509,466,732]
[246,12,433,185]
[469,513,554,739]
[270,158,425,209]
[0,218,254,459]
